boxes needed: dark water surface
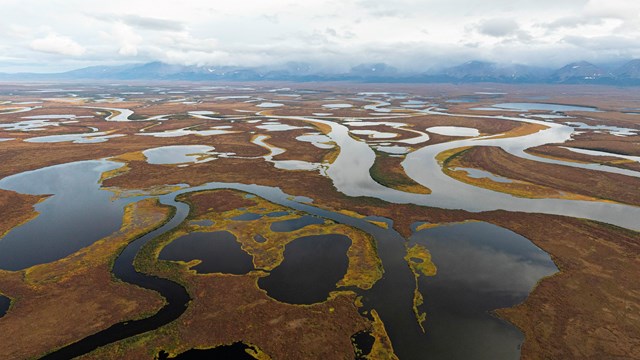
[0,295,10,318]
[231,212,262,221]
[253,234,267,243]
[158,342,257,359]
[269,215,324,232]
[0,161,128,270]
[258,234,351,304]
[2,160,557,360]
[159,231,253,274]
[190,219,214,227]
[266,211,289,217]
[409,221,558,359]
[352,331,375,359]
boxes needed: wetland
[0,82,638,359]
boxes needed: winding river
[281,113,640,231]
[2,158,551,359]
[1,98,637,358]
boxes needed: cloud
[156,32,219,53]
[0,0,638,73]
[584,0,640,20]
[476,18,520,37]
[30,34,86,56]
[562,35,640,51]
[119,15,185,32]
[542,15,604,30]
[93,14,185,32]
[356,0,406,18]
[261,14,279,24]
[102,23,143,56]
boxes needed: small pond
[190,219,214,227]
[158,342,258,359]
[323,103,353,109]
[159,231,253,275]
[426,126,480,137]
[231,212,263,221]
[452,167,513,183]
[270,215,324,232]
[0,295,10,318]
[258,234,351,304]
[256,102,284,108]
[266,211,289,218]
[25,132,125,144]
[143,145,217,165]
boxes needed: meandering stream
[1,98,636,358]
[281,114,640,231]
[1,159,554,359]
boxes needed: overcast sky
[1,0,639,72]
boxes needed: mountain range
[2,60,640,85]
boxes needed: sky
[0,0,639,73]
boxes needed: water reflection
[258,234,351,304]
[143,145,219,165]
[426,126,480,137]
[159,231,253,275]
[0,161,127,270]
[25,132,125,144]
[0,119,76,132]
[295,133,335,149]
[270,215,324,232]
[256,102,284,108]
[231,212,262,221]
[323,103,353,109]
[410,221,557,359]
[564,121,638,137]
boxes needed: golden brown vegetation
[180,190,383,290]
[439,147,600,201]
[1,83,638,359]
[527,144,640,172]
[444,146,640,205]
[81,189,392,360]
[0,189,44,239]
[370,153,431,194]
[404,244,437,332]
[0,198,171,359]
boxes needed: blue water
[159,231,253,275]
[0,161,128,270]
[409,221,557,359]
[270,215,324,232]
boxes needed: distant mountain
[550,61,613,83]
[349,63,399,77]
[65,62,263,81]
[442,61,551,82]
[1,60,640,85]
[613,59,640,79]
[42,61,331,82]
